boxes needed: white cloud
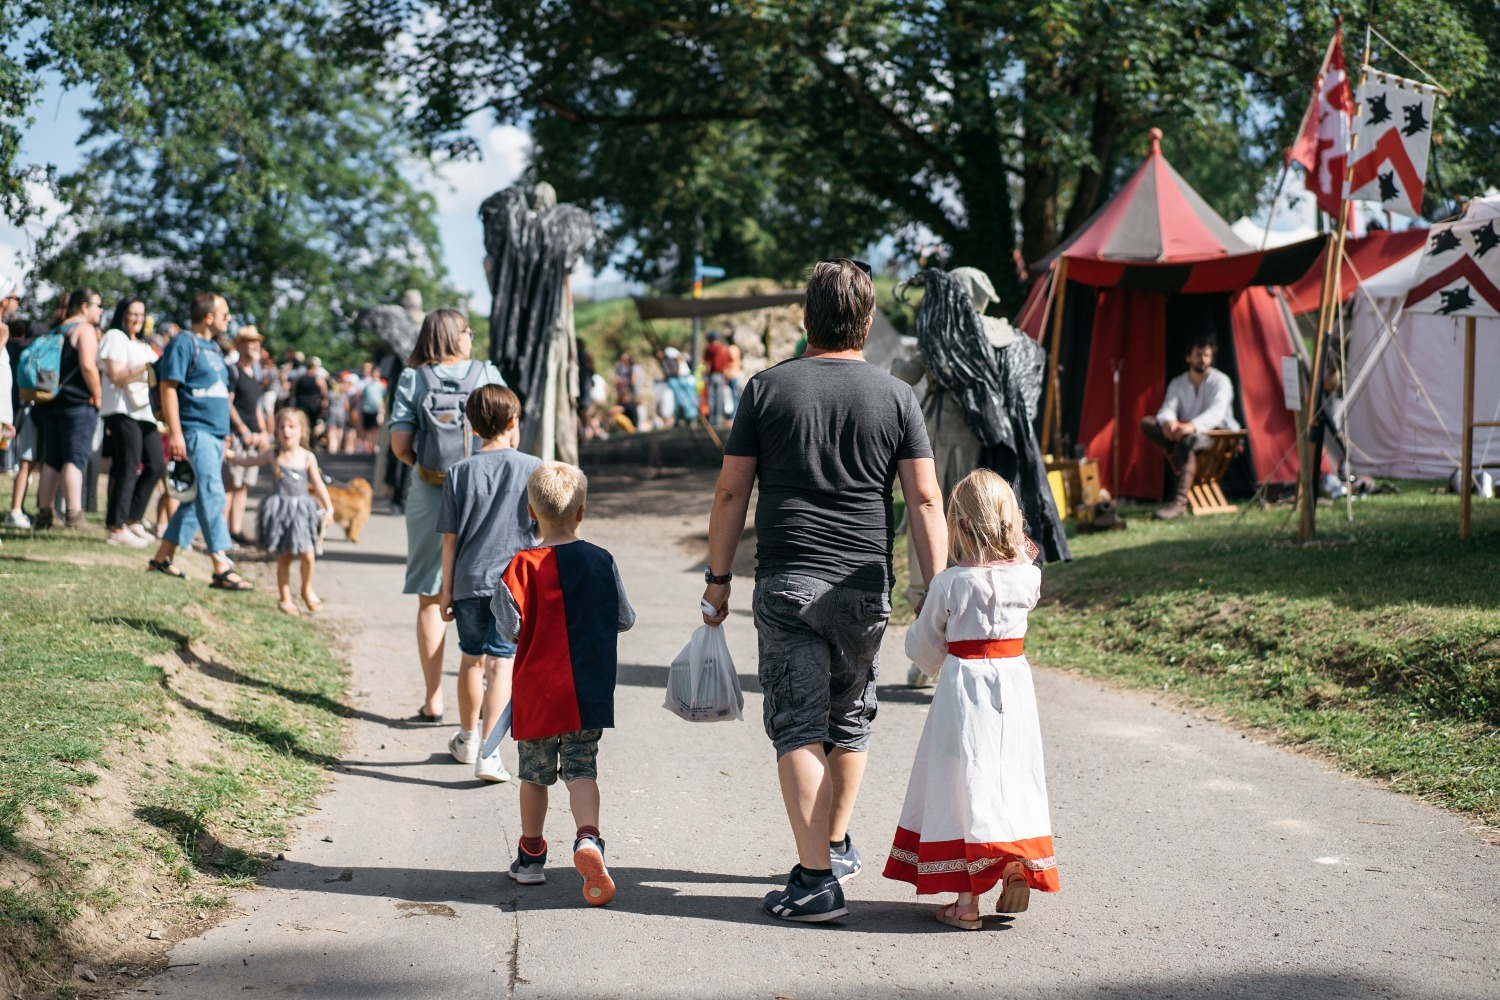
[0,181,66,291]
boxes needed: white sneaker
[448,730,478,765]
[107,528,149,548]
[475,747,510,783]
[127,522,153,541]
[4,510,32,528]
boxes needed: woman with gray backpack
[390,308,505,723]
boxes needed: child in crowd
[436,385,541,782]
[229,408,333,615]
[491,462,635,907]
[883,468,1059,929]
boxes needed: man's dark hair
[190,291,221,324]
[1188,335,1218,354]
[804,259,875,352]
[65,288,99,317]
[466,383,520,440]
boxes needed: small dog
[324,477,373,543]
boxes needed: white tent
[1341,229,1500,479]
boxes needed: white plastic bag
[664,624,744,723]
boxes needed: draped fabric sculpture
[480,182,597,463]
[895,268,1069,566]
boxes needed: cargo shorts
[516,729,603,786]
[751,572,889,759]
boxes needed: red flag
[1290,30,1353,219]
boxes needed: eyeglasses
[817,258,872,275]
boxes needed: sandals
[302,594,323,613]
[209,570,255,591]
[995,861,1031,914]
[148,559,187,580]
[410,707,444,725]
[278,600,301,616]
[936,901,983,930]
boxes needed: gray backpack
[413,363,487,485]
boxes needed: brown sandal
[995,861,1031,914]
[936,901,983,930]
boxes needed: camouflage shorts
[516,729,604,786]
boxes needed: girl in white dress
[883,468,1059,929]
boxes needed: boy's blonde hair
[947,469,1027,565]
[527,462,588,523]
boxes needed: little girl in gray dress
[229,408,333,615]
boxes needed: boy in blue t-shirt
[436,384,542,781]
[147,292,253,591]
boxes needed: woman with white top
[97,297,164,547]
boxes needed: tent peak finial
[1149,128,1163,152]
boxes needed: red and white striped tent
[1017,130,1326,499]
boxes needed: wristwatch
[704,567,733,585]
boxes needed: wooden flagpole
[1041,258,1069,458]
[1299,26,1373,543]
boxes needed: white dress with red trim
[883,561,1060,898]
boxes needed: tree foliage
[351,0,1494,302]
[8,1,452,365]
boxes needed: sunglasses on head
[818,257,872,275]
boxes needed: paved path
[140,466,1499,1000]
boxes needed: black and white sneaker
[762,865,848,923]
[508,840,547,885]
[830,837,863,884]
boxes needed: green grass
[1022,486,1500,827]
[0,521,347,993]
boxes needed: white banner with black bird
[1347,69,1439,220]
[1405,197,1500,318]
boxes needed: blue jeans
[669,376,698,422]
[164,428,232,558]
[452,596,518,658]
[707,372,727,423]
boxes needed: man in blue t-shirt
[148,292,253,591]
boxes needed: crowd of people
[2,261,1059,932]
[0,278,391,605]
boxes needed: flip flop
[209,570,255,591]
[410,707,444,724]
[147,559,187,580]
[278,600,301,616]
[936,902,983,930]
[303,595,323,613]
[995,861,1031,914]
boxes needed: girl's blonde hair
[947,469,1027,565]
[273,407,311,452]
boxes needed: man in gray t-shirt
[702,259,947,922]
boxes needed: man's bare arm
[898,456,947,599]
[701,455,757,625]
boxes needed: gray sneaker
[762,865,848,923]
[830,837,863,884]
[509,840,547,885]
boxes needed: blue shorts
[452,596,518,659]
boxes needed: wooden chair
[1188,430,1248,516]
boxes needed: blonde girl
[230,408,333,615]
[882,468,1059,929]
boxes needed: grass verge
[0,523,347,998]
[1026,487,1500,831]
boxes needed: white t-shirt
[97,328,158,420]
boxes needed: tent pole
[1461,315,1475,541]
[1042,259,1069,458]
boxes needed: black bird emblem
[1402,102,1430,136]
[1438,285,1476,315]
[1431,228,1463,254]
[1366,93,1392,125]
[1378,170,1400,203]
[1473,221,1500,258]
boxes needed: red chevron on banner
[1404,255,1500,314]
[1348,129,1426,212]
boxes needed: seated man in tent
[1140,336,1238,520]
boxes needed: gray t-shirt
[724,356,933,592]
[435,448,544,600]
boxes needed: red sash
[947,638,1025,659]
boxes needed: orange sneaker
[572,835,616,907]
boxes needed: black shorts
[37,402,99,471]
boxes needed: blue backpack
[17,322,78,404]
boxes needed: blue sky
[0,81,633,315]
